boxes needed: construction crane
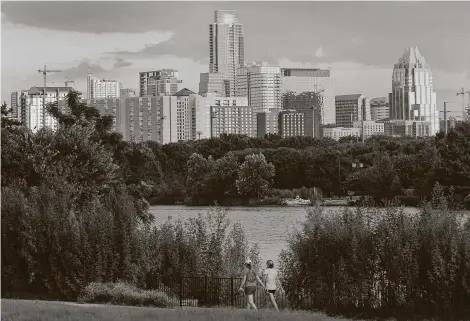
[466,91,470,121]
[456,88,465,121]
[38,65,62,127]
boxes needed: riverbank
[1,299,356,321]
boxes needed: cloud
[113,58,133,69]
[315,47,327,58]
[351,37,364,45]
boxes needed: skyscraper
[198,72,225,97]
[236,62,281,114]
[335,94,369,128]
[209,10,244,97]
[139,69,182,97]
[389,46,439,136]
[87,69,122,99]
[280,68,335,137]
[20,86,71,132]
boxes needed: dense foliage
[279,183,470,320]
[1,95,260,301]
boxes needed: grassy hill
[1,299,354,321]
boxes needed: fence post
[179,276,183,307]
[230,277,234,306]
[204,276,208,306]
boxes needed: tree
[236,153,275,199]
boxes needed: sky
[2,1,470,115]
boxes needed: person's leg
[247,294,257,310]
[268,292,279,311]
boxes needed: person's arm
[256,273,265,289]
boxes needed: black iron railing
[146,274,288,309]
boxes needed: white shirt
[264,268,278,290]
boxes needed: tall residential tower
[388,46,439,136]
[209,10,244,97]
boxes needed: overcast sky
[2,1,470,114]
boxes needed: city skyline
[2,1,470,115]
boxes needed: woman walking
[263,260,280,311]
[238,258,265,310]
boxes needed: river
[150,205,446,265]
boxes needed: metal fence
[146,275,288,309]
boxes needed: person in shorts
[263,260,280,311]
[238,259,265,310]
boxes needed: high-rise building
[139,69,182,97]
[85,96,177,144]
[193,93,248,140]
[257,108,280,138]
[173,88,196,142]
[20,86,71,132]
[278,110,305,138]
[198,72,225,97]
[335,94,370,128]
[10,91,19,120]
[370,97,390,121]
[210,104,253,138]
[209,10,244,97]
[87,70,122,99]
[388,46,439,136]
[236,62,281,114]
[281,68,335,136]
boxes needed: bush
[79,282,175,307]
[279,182,470,320]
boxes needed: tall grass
[279,183,470,320]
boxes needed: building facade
[85,96,177,144]
[335,94,370,128]
[209,10,244,97]
[257,108,280,138]
[382,120,431,138]
[352,120,385,139]
[139,69,182,97]
[198,72,226,96]
[87,72,122,99]
[278,110,305,138]
[20,86,71,132]
[323,127,361,141]
[389,46,439,136]
[192,94,249,140]
[370,96,390,121]
[210,104,253,138]
[281,68,335,133]
[236,62,281,114]
[120,88,137,97]
[10,91,19,120]
[173,88,196,142]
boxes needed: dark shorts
[267,290,276,294]
[245,286,256,295]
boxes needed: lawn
[1,299,355,321]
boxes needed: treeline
[1,93,260,301]
[139,121,469,207]
[279,184,470,320]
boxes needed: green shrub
[79,282,175,307]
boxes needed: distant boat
[283,195,311,206]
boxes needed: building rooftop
[370,97,389,105]
[396,46,429,68]
[28,86,72,95]
[173,88,195,97]
[335,94,363,101]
